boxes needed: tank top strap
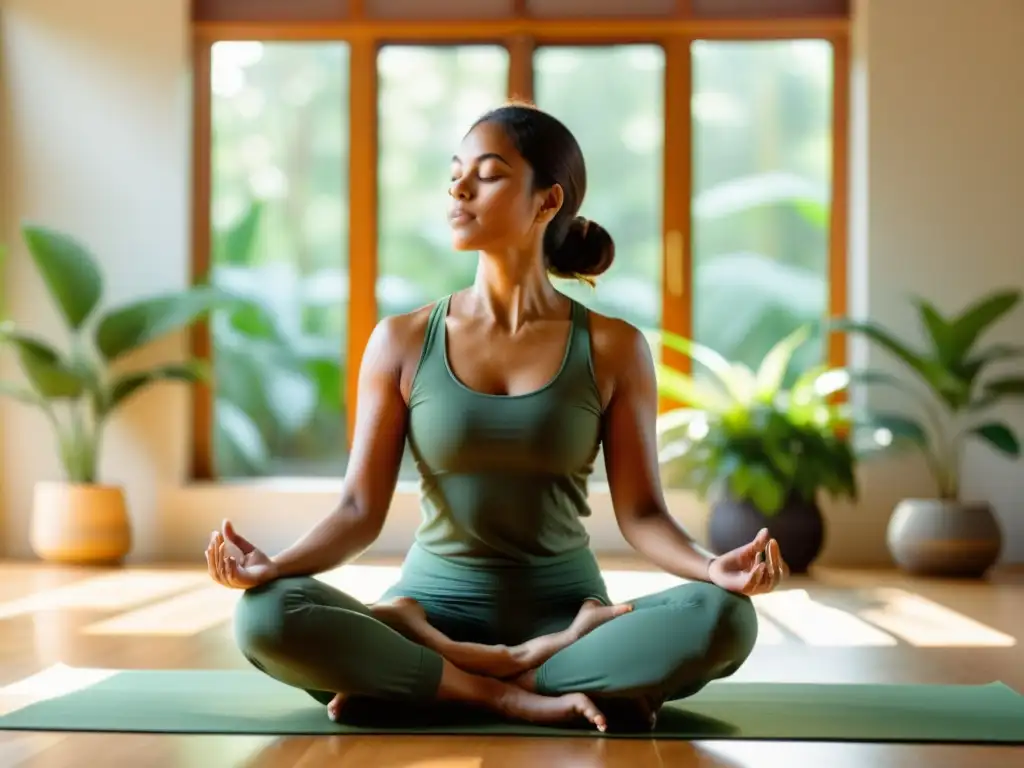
[422,294,451,358]
[564,298,601,410]
[410,295,451,396]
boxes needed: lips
[448,207,475,225]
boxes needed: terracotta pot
[708,493,824,574]
[30,482,132,565]
[887,498,1002,577]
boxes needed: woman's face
[447,121,560,253]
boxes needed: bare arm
[270,315,411,578]
[597,321,716,582]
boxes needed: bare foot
[372,598,522,678]
[567,599,633,641]
[499,687,608,732]
[326,692,348,722]
[371,596,430,637]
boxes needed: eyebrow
[451,152,512,167]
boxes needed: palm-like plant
[653,325,860,517]
[0,224,244,484]
[831,290,1023,500]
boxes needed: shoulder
[586,308,654,372]
[364,299,443,396]
[581,306,655,406]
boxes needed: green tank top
[407,294,603,564]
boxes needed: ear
[534,184,564,225]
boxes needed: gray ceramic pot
[887,498,1003,577]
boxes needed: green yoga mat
[1,670,1022,744]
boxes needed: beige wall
[1,0,1022,566]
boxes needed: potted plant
[653,325,859,574]
[0,223,244,565]
[832,289,1023,577]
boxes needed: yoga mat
[1,669,1022,744]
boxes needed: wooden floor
[0,558,1021,767]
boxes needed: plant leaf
[655,365,732,412]
[213,200,264,266]
[214,397,269,471]
[855,411,931,449]
[957,343,1024,387]
[754,325,811,402]
[0,380,46,407]
[980,376,1024,397]
[946,290,1021,364]
[21,223,103,330]
[95,286,240,362]
[0,325,86,399]
[105,362,208,413]
[913,297,955,365]
[830,317,966,406]
[966,422,1020,458]
[653,330,747,401]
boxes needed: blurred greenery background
[208,40,833,481]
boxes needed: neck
[469,247,563,330]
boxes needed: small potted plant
[653,325,861,574]
[832,289,1023,577]
[0,223,244,565]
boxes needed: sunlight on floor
[756,589,900,646]
[82,586,242,636]
[857,587,1016,648]
[0,663,118,715]
[2,565,1015,650]
[0,570,207,619]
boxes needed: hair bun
[547,216,615,283]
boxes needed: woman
[205,103,788,733]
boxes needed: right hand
[205,519,278,589]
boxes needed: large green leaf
[104,361,208,414]
[830,318,966,405]
[214,397,269,471]
[0,325,86,399]
[654,329,751,402]
[729,463,786,516]
[945,290,1021,364]
[981,376,1024,397]
[754,325,811,402]
[966,422,1020,458]
[95,286,239,362]
[958,343,1024,386]
[913,298,955,365]
[655,365,732,412]
[213,200,264,266]
[21,224,103,330]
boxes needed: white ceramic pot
[30,482,132,565]
[887,498,1002,577]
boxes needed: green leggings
[233,545,759,709]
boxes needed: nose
[449,177,472,200]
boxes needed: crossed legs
[234,576,758,732]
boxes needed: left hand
[707,528,788,596]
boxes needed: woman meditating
[205,103,789,733]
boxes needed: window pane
[533,46,665,334]
[534,45,665,484]
[209,42,350,479]
[376,46,510,318]
[691,40,833,381]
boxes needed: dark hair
[469,102,615,284]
